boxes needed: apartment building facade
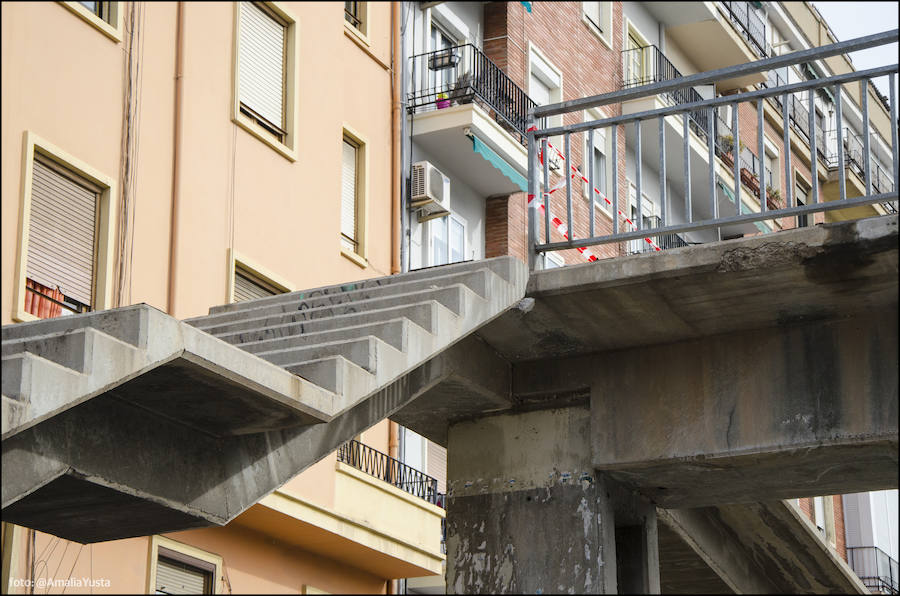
[1,1,446,593]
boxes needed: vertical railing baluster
[732,103,741,212]
[862,78,872,195]
[892,73,899,194]
[588,128,595,238]
[636,119,643,230]
[835,84,846,201]
[565,133,573,240]
[707,107,718,240]
[659,116,667,227]
[684,112,692,223]
[543,138,550,244]
[783,92,792,209]
[527,115,537,270]
[612,124,619,236]
[808,88,818,205]
[757,98,766,213]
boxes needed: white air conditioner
[411,161,450,221]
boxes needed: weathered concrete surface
[659,501,868,594]
[445,407,663,594]
[2,257,528,543]
[657,518,735,594]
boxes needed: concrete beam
[589,312,898,507]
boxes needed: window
[344,1,366,34]
[544,252,564,269]
[763,139,779,190]
[342,138,360,254]
[430,215,466,266]
[13,132,115,323]
[529,46,563,166]
[625,30,647,86]
[60,1,122,41]
[583,109,611,212]
[795,175,811,228]
[148,536,221,595]
[582,2,612,47]
[429,20,456,94]
[233,2,297,160]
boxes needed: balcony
[337,439,440,504]
[847,546,899,595]
[761,69,829,163]
[628,215,691,255]
[642,2,766,91]
[407,44,534,197]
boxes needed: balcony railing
[720,1,767,59]
[762,69,831,161]
[847,546,899,595]
[525,30,899,269]
[622,45,711,140]
[337,439,440,505]
[714,115,779,209]
[629,215,691,254]
[408,44,536,144]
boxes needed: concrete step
[286,356,376,397]
[193,284,468,336]
[255,336,381,373]
[201,257,517,318]
[232,318,409,353]
[1,305,148,348]
[1,352,86,403]
[190,268,495,329]
[2,329,95,373]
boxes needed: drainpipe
[391,1,402,275]
[167,1,185,316]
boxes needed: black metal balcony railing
[720,1,767,58]
[713,115,774,201]
[630,215,691,254]
[621,45,711,140]
[408,44,536,144]
[847,546,899,595]
[337,440,440,505]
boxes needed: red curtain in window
[25,278,64,319]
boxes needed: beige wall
[1,2,438,593]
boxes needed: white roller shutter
[426,441,447,494]
[26,157,98,307]
[341,140,358,250]
[238,2,286,129]
[233,269,277,302]
[156,557,210,594]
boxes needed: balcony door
[430,21,455,97]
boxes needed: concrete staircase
[1,257,527,543]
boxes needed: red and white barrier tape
[526,126,661,261]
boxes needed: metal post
[783,92,792,208]
[757,98,766,213]
[611,124,619,235]
[565,133,573,240]
[835,84,846,201]
[543,138,550,243]
[892,73,899,192]
[732,103,741,213]
[707,107,718,240]
[588,128,595,238]
[808,88,819,204]
[862,79,872,195]
[527,115,537,270]
[684,112,692,223]
[636,119,643,230]
[659,116,667,227]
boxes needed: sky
[810,2,898,101]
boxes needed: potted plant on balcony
[766,185,782,210]
[740,167,760,194]
[435,92,451,109]
[719,135,746,168]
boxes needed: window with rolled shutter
[341,139,358,252]
[155,551,214,595]
[26,155,99,315]
[238,2,287,139]
[233,265,280,302]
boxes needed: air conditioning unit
[411,161,450,222]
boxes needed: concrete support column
[445,406,660,594]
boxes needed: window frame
[794,169,812,228]
[528,43,564,165]
[227,249,293,304]
[60,1,123,42]
[428,212,467,267]
[232,1,298,162]
[344,1,367,37]
[763,136,780,191]
[583,108,613,215]
[146,535,223,595]
[340,126,369,268]
[581,2,612,49]
[12,131,116,323]
[624,20,651,86]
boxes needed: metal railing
[408,43,536,143]
[525,30,899,270]
[719,1,767,58]
[629,216,691,254]
[622,45,711,139]
[847,546,899,595]
[337,439,440,505]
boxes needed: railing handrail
[337,439,440,504]
[532,29,898,118]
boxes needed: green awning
[471,134,528,192]
[717,180,771,233]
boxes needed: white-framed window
[148,536,222,595]
[624,23,650,87]
[340,127,368,266]
[344,1,366,35]
[430,214,466,266]
[233,2,297,160]
[582,2,612,48]
[763,137,779,191]
[60,1,123,41]
[544,252,564,269]
[795,172,812,228]
[529,45,563,168]
[583,108,612,213]
[628,182,657,254]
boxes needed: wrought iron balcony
[719,1,767,58]
[847,546,899,595]
[621,44,711,140]
[408,44,536,144]
[762,68,830,161]
[629,215,691,254]
[337,439,440,505]
[713,115,777,207]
